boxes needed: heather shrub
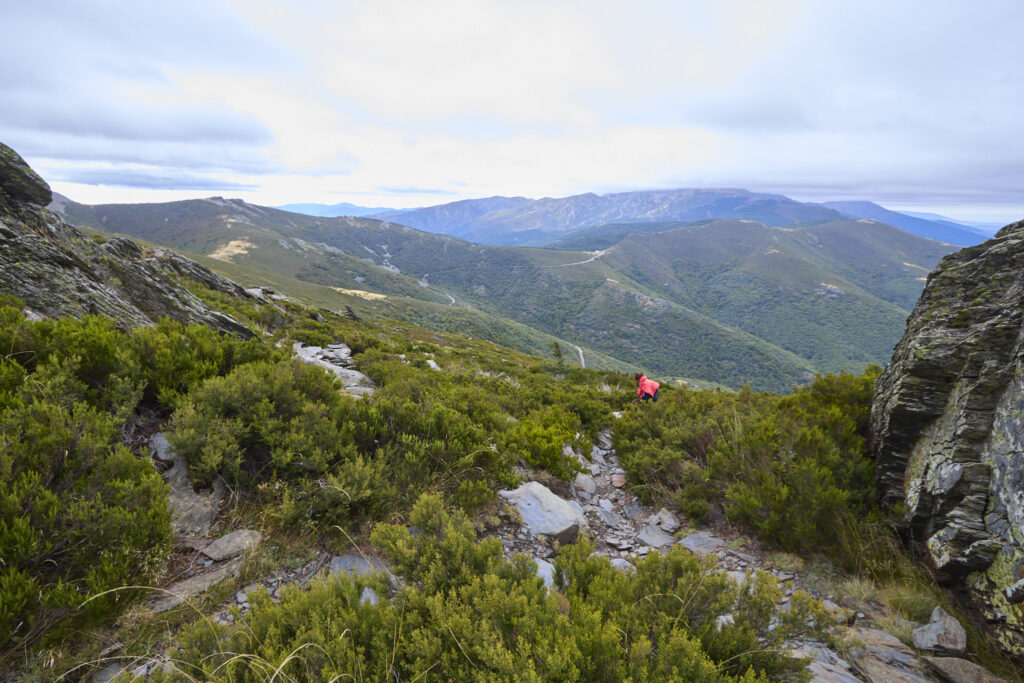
[615,368,880,553]
[0,358,170,664]
[129,318,277,409]
[162,494,824,681]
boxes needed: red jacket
[637,375,660,396]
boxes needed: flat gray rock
[328,551,391,578]
[679,530,726,556]
[610,558,633,572]
[202,529,262,561]
[150,557,243,612]
[499,482,587,545]
[292,342,376,396]
[844,627,932,683]
[790,642,861,683]
[912,606,967,655]
[923,656,1005,683]
[637,524,674,548]
[153,433,223,537]
[597,509,623,528]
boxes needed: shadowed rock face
[870,218,1024,657]
[0,142,254,337]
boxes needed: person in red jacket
[633,372,660,403]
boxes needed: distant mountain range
[52,194,960,391]
[367,189,846,246]
[818,201,989,246]
[275,201,396,217]
[276,189,992,249]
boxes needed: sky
[3,0,1023,224]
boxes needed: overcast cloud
[1,0,1022,223]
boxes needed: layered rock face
[0,142,253,337]
[870,219,1024,656]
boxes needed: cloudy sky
[3,1,1023,223]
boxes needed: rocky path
[99,406,1007,681]
[489,427,1008,683]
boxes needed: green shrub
[0,392,170,663]
[162,494,824,681]
[615,368,881,554]
[130,318,277,410]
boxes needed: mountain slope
[371,189,846,246]
[52,196,956,391]
[822,200,989,246]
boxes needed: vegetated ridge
[54,195,956,391]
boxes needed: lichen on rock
[870,218,1024,658]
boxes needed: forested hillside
[54,197,955,391]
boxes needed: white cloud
[4,0,1024,222]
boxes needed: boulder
[535,558,556,589]
[499,482,588,545]
[923,656,1005,683]
[869,220,1024,657]
[202,529,262,561]
[911,607,967,655]
[653,507,680,533]
[843,627,933,683]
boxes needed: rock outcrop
[0,142,253,337]
[870,219,1024,657]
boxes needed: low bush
[615,368,881,555]
[162,494,826,682]
[0,340,170,664]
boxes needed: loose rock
[202,529,262,562]
[911,606,967,655]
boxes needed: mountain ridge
[51,193,957,391]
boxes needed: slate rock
[597,509,623,528]
[328,551,391,578]
[153,433,224,537]
[869,219,1024,656]
[150,557,243,612]
[844,627,932,683]
[574,472,596,495]
[637,524,674,548]
[679,530,726,556]
[610,473,626,488]
[912,606,967,655]
[923,656,1005,683]
[499,482,588,545]
[597,429,614,450]
[653,507,680,533]
[790,642,861,683]
[535,558,556,589]
[202,529,262,561]
[610,558,634,572]
[292,342,376,396]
